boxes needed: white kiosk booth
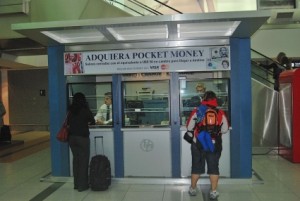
[12,11,270,178]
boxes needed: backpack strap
[216,109,224,126]
[196,104,208,123]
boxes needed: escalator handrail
[251,60,273,75]
[251,62,274,85]
[105,0,146,16]
[251,48,286,70]
[251,49,277,64]
[153,0,183,14]
[128,0,162,15]
[106,0,182,16]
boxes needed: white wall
[1,70,9,124]
[251,28,300,58]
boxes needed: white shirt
[94,104,112,124]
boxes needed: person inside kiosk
[188,82,206,108]
[94,92,113,125]
[195,82,206,101]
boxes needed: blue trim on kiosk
[48,45,70,176]
[112,74,124,177]
[170,73,181,177]
[230,38,252,178]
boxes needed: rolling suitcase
[89,136,111,191]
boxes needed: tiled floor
[1,133,300,201]
[0,131,50,163]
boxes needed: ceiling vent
[276,12,294,19]
[267,9,300,24]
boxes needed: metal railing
[251,49,288,87]
[251,49,281,155]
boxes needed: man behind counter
[94,92,112,125]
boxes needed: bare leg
[196,0,205,12]
[206,0,215,12]
[209,174,219,191]
[191,174,200,188]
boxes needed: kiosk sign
[64,46,230,75]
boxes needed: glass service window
[123,80,170,127]
[68,82,113,127]
[179,79,229,125]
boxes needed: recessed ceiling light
[178,21,240,38]
[107,24,168,41]
[41,28,108,43]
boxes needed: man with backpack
[185,91,229,200]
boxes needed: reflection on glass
[123,80,170,127]
[179,79,229,125]
[279,83,292,148]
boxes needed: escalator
[251,49,286,155]
[103,0,182,16]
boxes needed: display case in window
[179,79,230,125]
[67,82,113,127]
[123,80,170,127]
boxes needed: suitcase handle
[94,136,104,155]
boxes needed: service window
[123,80,170,127]
[180,79,229,125]
[68,82,113,127]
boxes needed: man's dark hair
[105,92,111,96]
[104,92,112,101]
[203,91,217,101]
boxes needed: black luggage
[89,136,111,191]
[0,125,12,143]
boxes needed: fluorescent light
[41,28,108,44]
[178,21,240,38]
[107,24,168,41]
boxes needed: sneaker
[209,190,219,200]
[188,186,197,196]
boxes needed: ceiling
[11,11,271,51]
[1,1,300,57]
[4,8,300,69]
[0,38,47,56]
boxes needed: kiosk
[279,69,300,163]
[12,11,270,178]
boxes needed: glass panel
[68,82,113,127]
[180,79,229,125]
[123,80,170,127]
[279,83,292,148]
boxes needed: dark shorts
[191,142,221,175]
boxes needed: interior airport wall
[8,69,49,133]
